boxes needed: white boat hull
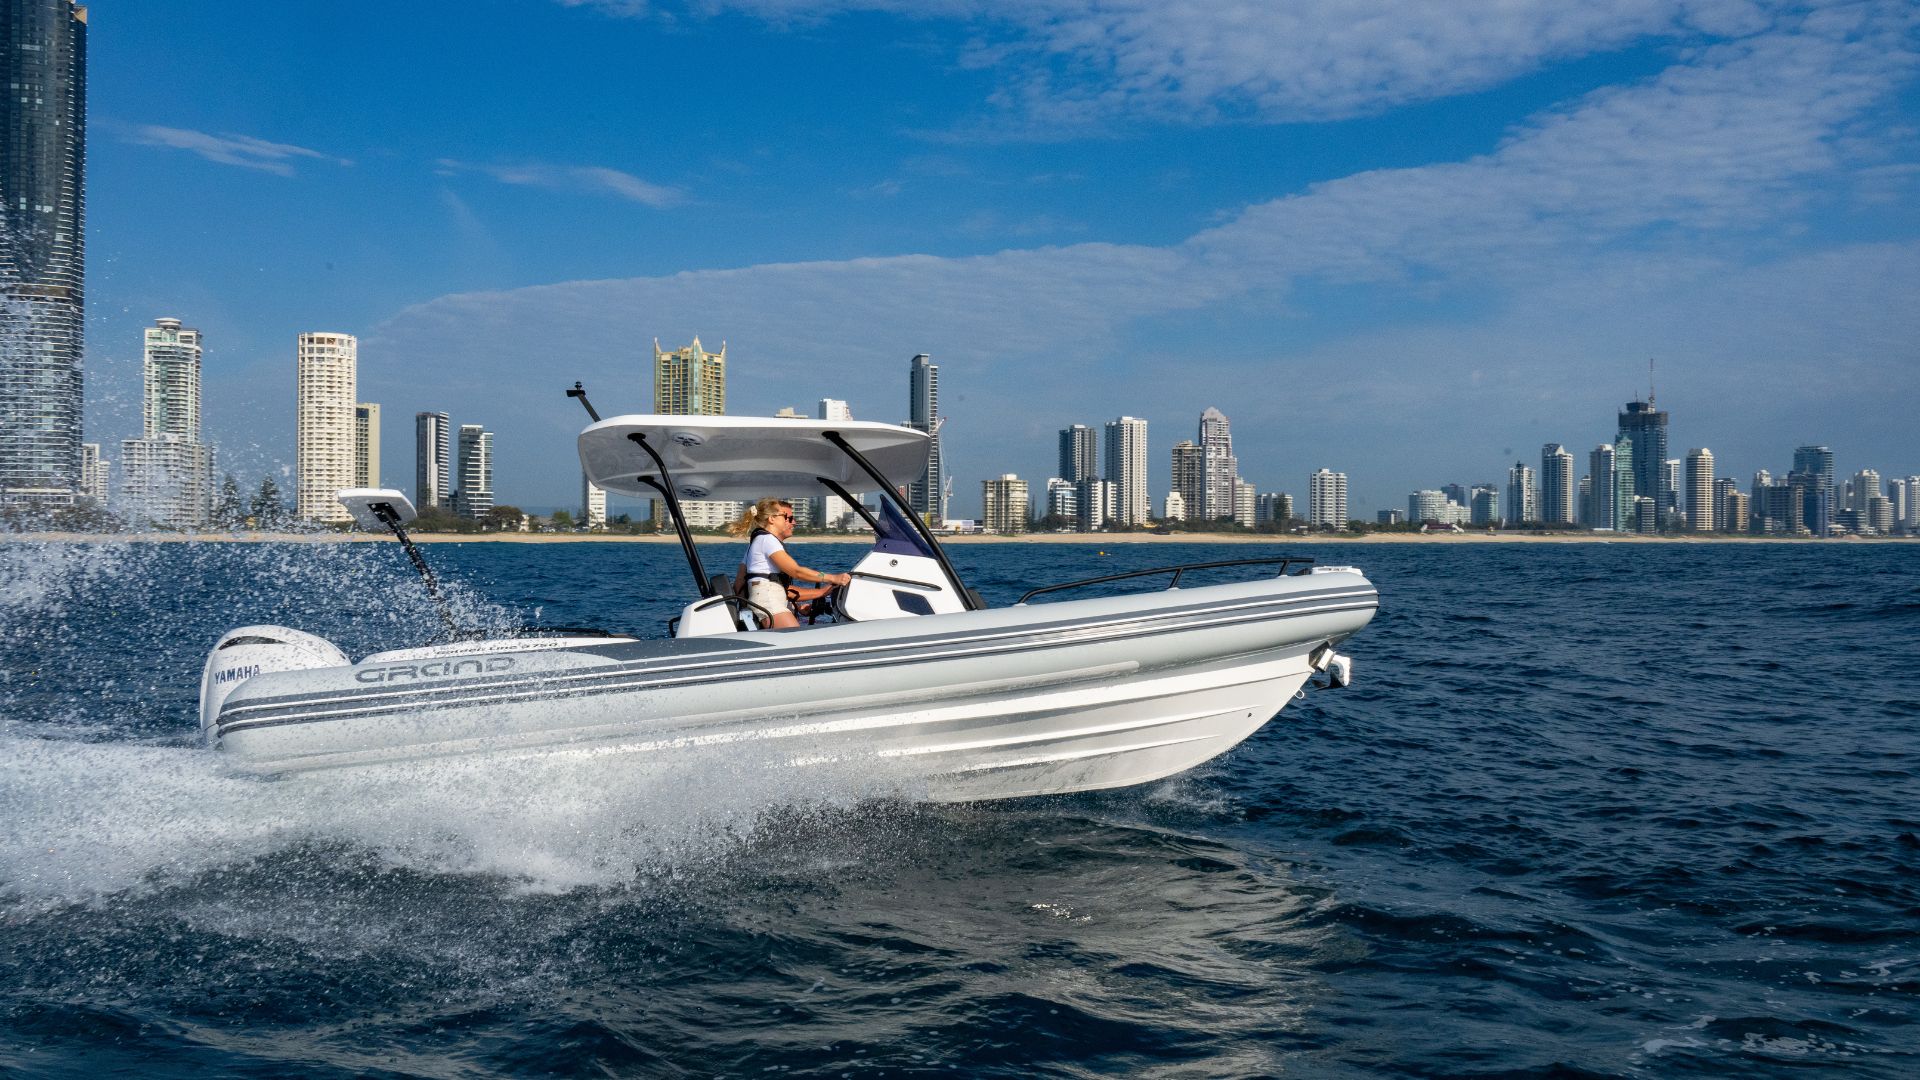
[206,570,1376,802]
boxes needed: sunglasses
[772,513,795,521]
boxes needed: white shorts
[744,577,791,618]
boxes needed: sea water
[1,539,1915,1077]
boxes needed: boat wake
[0,722,930,912]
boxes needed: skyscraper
[1506,462,1538,525]
[0,0,87,506]
[1104,416,1148,526]
[1058,424,1097,484]
[1612,436,1636,532]
[455,423,493,520]
[1198,407,1238,519]
[354,402,380,488]
[907,353,942,525]
[1791,445,1833,536]
[1617,399,1668,530]
[1588,444,1617,530]
[1169,439,1203,522]
[415,411,451,510]
[1541,443,1575,525]
[652,337,725,414]
[1685,447,1715,532]
[121,317,213,529]
[1309,468,1347,529]
[295,332,357,523]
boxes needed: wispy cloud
[437,159,687,207]
[376,12,1920,500]
[127,125,351,175]
[563,0,1785,127]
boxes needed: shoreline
[5,530,1911,545]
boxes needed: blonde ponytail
[726,497,792,538]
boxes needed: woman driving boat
[727,498,852,628]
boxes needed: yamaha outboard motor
[198,625,349,746]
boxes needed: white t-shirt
[745,532,785,576]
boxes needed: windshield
[873,497,936,560]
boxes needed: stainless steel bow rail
[1015,555,1316,606]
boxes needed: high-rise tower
[652,337,725,415]
[907,353,942,525]
[121,317,212,529]
[1058,424,1097,484]
[1685,447,1715,532]
[455,423,493,520]
[1540,443,1575,525]
[1104,416,1148,527]
[1617,399,1668,529]
[1791,445,1834,536]
[0,0,87,507]
[415,411,451,510]
[295,332,357,524]
[1197,407,1238,520]
[1309,468,1347,529]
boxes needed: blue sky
[83,0,1920,517]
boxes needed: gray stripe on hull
[215,592,1374,740]
[217,583,1375,726]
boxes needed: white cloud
[562,0,1786,125]
[373,13,1919,506]
[127,126,351,175]
[437,159,686,207]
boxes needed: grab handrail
[1015,555,1315,605]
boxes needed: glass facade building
[0,0,87,506]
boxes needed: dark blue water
[2,539,1916,1077]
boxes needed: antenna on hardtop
[567,381,602,422]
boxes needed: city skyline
[33,1,1920,519]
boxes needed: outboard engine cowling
[199,625,350,745]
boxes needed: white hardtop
[579,414,930,501]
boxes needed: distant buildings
[1169,439,1203,522]
[1617,399,1669,526]
[582,476,606,530]
[1309,468,1347,529]
[355,402,381,488]
[908,353,944,525]
[1256,492,1293,527]
[1505,462,1538,525]
[0,0,87,508]
[1685,448,1715,532]
[815,397,856,529]
[79,442,107,503]
[121,318,213,530]
[981,474,1028,534]
[651,336,735,525]
[653,337,725,414]
[415,411,452,510]
[1586,444,1616,529]
[1105,416,1149,526]
[1541,443,1575,525]
[295,332,358,524]
[454,423,493,519]
[1058,424,1097,484]
[1198,407,1238,520]
[1792,445,1834,536]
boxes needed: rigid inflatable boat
[198,409,1376,802]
